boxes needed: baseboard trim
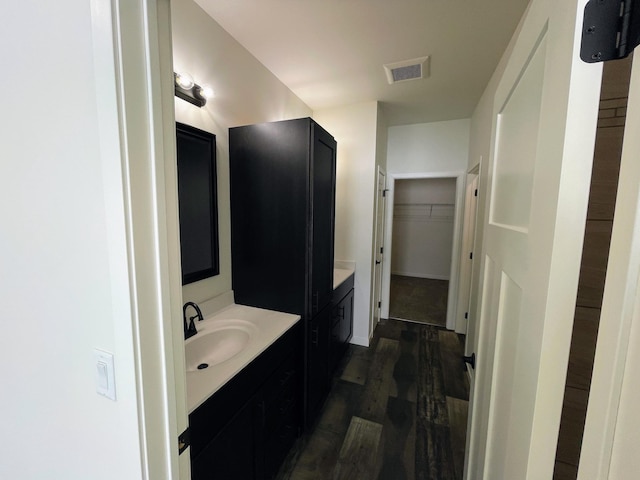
[391,272,450,281]
[350,335,370,347]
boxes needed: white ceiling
[195,0,530,126]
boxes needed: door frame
[457,164,481,334]
[371,166,387,335]
[579,53,640,479]
[91,0,186,477]
[381,171,466,330]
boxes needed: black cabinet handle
[279,396,295,415]
[279,369,295,386]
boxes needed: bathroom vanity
[186,118,355,479]
[186,303,301,480]
[330,269,354,375]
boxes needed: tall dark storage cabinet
[229,118,336,428]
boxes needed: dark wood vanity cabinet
[306,305,332,423]
[191,397,256,480]
[190,324,302,480]
[229,118,337,428]
[330,274,354,375]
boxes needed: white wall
[392,178,456,279]
[0,1,144,478]
[313,102,382,346]
[387,119,471,174]
[394,177,457,204]
[171,0,312,309]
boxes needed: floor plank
[418,330,449,426]
[286,427,343,480]
[316,379,363,437]
[446,397,468,480]
[358,338,399,423]
[378,396,417,480]
[375,318,405,340]
[390,329,419,402]
[333,416,383,480]
[438,330,469,400]
[340,345,372,386]
[415,420,456,480]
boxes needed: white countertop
[185,304,300,413]
[333,267,354,289]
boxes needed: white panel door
[465,1,602,479]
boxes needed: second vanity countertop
[185,303,300,414]
[333,267,354,289]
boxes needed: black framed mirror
[176,122,219,285]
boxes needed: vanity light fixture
[174,72,213,107]
[199,85,215,100]
[175,72,194,90]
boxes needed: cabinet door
[306,306,331,425]
[229,119,309,315]
[310,124,336,315]
[340,289,354,348]
[330,288,354,375]
[191,399,256,480]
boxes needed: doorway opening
[381,172,465,331]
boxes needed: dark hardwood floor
[277,319,470,480]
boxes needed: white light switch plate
[94,349,116,401]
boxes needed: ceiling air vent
[384,56,430,84]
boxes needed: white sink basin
[184,302,301,413]
[185,319,258,372]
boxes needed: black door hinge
[474,188,478,197]
[464,312,468,319]
[581,0,640,63]
[469,252,473,260]
[178,428,190,455]
[378,301,381,308]
[380,247,384,254]
[382,189,389,197]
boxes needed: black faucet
[183,301,203,339]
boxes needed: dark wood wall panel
[566,307,600,390]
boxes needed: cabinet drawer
[262,352,299,406]
[264,381,300,434]
[263,352,301,434]
[263,410,301,479]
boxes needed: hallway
[277,319,469,480]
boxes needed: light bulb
[199,85,215,99]
[175,72,194,90]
